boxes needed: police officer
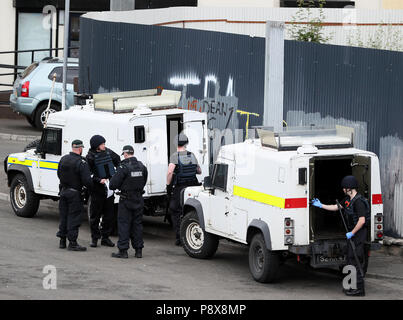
[109,145,148,259]
[57,140,93,251]
[86,135,121,248]
[312,175,370,297]
[167,133,201,246]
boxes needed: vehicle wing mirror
[203,176,213,190]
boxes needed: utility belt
[60,186,86,200]
[117,190,144,200]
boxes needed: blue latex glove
[311,198,322,208]
[346,232,355,239]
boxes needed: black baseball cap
[72,139,84,148]
[121,145,134,155]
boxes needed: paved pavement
[0,118,41,142]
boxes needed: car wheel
[34,102,60,129]
[180,210,219,259]
[248,233,280,283]
[10,174,40,218]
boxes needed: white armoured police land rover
[4,89,209,218]
[180,126,384,283]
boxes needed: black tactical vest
[94,150,115,179]
[174,151,198,186]
[344,194,371,230]
[58,153,83,191]
[120,159,146,193]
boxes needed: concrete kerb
[0,133,41,142]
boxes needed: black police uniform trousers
[117,195,144,251]
[169,184,188,241]
[57,189,83,242]
[89,192,115,240]
[346,227,367,291]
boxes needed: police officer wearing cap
[109,145,148,259]
[86,135,121,248]
[57,140,93,251]
[167,133,201,246]
[312,175,370,296]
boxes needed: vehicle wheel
[24,139,41,152]
[10,174,40,218]
[34,102,60,129]
[180,210,219,259]
[26,116,36,128]
[249,233,280,283]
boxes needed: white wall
[198,0,280,7]
[355,0,382,9]
[0,1,16,91]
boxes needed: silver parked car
[10,57,78,128]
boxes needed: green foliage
[347,23,403,52]
[288,0,332,44]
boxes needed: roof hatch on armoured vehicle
[93,89,182,113]
[256,125,354,151]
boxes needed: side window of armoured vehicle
[134,126,145,143]
[212,163,228,191]
[39,128,62,155]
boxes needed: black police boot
[135,248,142,258]
[59,237,66,249]
[111,249,128,259]
[345,288,365,297]
[90,238,98,248]
[175,239,182,246]
[68,241,87,251]
[101,238,115,247]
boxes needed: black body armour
[58,154,84,191]
[174,152,198,186]
[120,159,146,193]
[94,150,116,179]
[344,194,371,230]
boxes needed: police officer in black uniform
[57,140,93,251]
[109,145,148,259]
[312,175,370,297]
[167,133,201,246]
[86,135,121,248]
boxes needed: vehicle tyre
[10,174,40,218]
[26,116,36,128]
[34,102,61,129]
[249,233,280,283]
[180,210,219,259]
[24,139,41,152]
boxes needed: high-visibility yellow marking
[233,185,286,209]
[8,157,35,167]
[8,157,58,171]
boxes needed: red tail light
[377,232,383,239]
[21,81,30,97]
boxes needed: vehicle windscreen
[20,62,39,79]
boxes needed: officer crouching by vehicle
[57,140,93,251]
[86,135,121,248]
[109,145,148,259]
[167,133,201,246]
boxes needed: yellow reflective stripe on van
[8,157,59,171]
[233,185,286,209]
[7,157,36,167]
[39,160,58,170]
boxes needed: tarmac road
[0,200,403,300]
[1,135,403,300]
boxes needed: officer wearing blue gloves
[312,175,370,297]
